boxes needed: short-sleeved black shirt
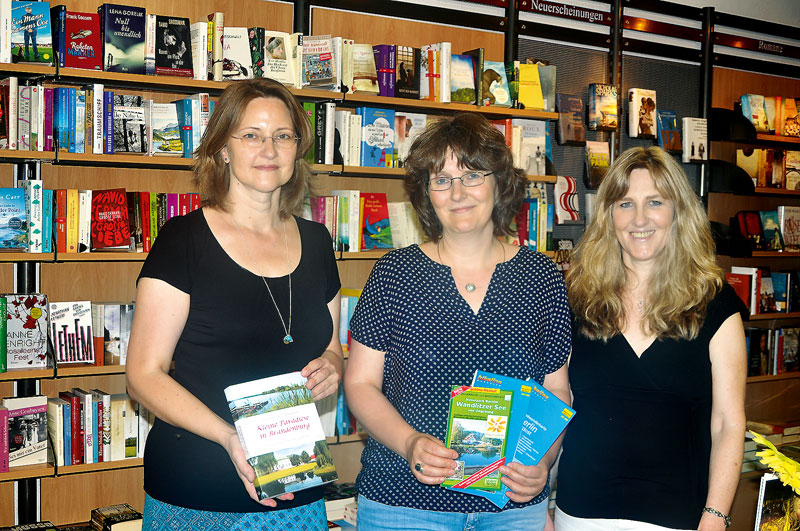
[556,284,745,529]
[138,209,340,513]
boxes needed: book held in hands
[224,371,338,500]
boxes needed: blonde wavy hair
[567,146,723,341]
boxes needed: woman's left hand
[499,462,549,503]
[302,352,341,400]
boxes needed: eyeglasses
[230,132,300,150]
[428,171,493,191]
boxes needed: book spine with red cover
[58,392,82,465]
[55,189,67,253]
[139,192,151,253]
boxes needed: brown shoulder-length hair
[566,146,723,341]
[403,112,527,241]
[193,78,313,217]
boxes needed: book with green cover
[442,386,513,491]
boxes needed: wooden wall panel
[712,67,800,110]
[40,467,144,526]
[312,7,505,62]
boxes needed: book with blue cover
[444,370,575,508]
[11,1,54,65]
[656,109,682,152]
[0,188,28,249]
[356,107,395,168]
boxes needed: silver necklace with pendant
[437,240,505,293]
[232,215,294,344]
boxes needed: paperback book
[51,7,102,70]
[555,94,585,145]
[264,31,301,88]
[154,16,193,77]
[302,34,334,89]
[2,395,48,467]
[394,112,426,169]
[585,141,610,189]
[0,188,27,250]
[10,1,53,65]
[5,293,48,369]
[112,95,146,153]
[222,26,252,80]
[587,83,617,131]
[394,45,420,99]
[778,205,800,252]
[656,109,681,152]
[753,472,798,531]
[481,61,512,108]
[224,371,338,500]
[627,88,656,138]
[442,386,513,491]
[681,117,707,163]
[90,188,131,250]
[98,3,146,74]
[357,107,394,168]
[449,54,476,104]
[48,301,94,364]
[360,192,392,250]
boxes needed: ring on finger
[414,462,424,473]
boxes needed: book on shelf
[772,272,789,312]
[302,34,334,89]
[221,26,251,81]
[350,42,378,94]
[189,21,208,81]
[50,6,102,70]
[480,61,511,108]
[2,395,48,467]
[725,272,750,311]
[0,187,27,250]
[782,98,800,137]
[656,109,681,152]
[449,54,476,104]
[0,405,7,472]
[372,44,396,98]
[206,11,224,81]
[71,387,94,464]
[535,61,556,113]
[90,503,142,531]
[10,1,53,65]
[441,385,513,492]
[759,210,785,251]
[18,180,43,252]
[0,77,19,150]
[46,397,67,467]
[585,141,610,189]
[49,301,95,365]
[360,192,393,250]
[511,119,546,176]
[759,273,777,314]
[112,95,146,153]
[98,3,145,74]
[731,266,761,316]
[740,94,769,133]
[357,107,394,168]
[785,151,800,190]
[224,371,338,500]
[144,100,182,156]
[393,112,426,169]
[263,31,301,88]
[587,83,617,131]
[90,188,131,251]
[153,15,193,78]
[387,201,424,249]
[248,26,265,79]
[778,205,800,252]
[554,176,579,224]
[517,62,544,111]
[0,298,5,373]
[627,88,657,138]
[90,389,111,461]
[555,94,585,146]
[395,45,421,99]
[681,117,707,163]
[5,293,48,370]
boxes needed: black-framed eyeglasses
[230,132,300,149]
[428,171,493,191]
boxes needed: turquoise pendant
[283,334,294,344]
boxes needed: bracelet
[702,507,731,528]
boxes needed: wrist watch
[702,507,731,528]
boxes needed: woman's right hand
[405,432,459,485]
[222,427,294,507]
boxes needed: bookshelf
[709,66,800,531]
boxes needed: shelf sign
[520,0,611,26]
[715,33,800,60]
[466,0,507,7]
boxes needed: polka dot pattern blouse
[349,245,571,513]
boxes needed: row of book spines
[47,391,151,470]
[737,148,800,190]
[741,94,800,137]
[727,266,797,316]
[745,328,800,378]
[511,197,554,252]
[55,189,200,254]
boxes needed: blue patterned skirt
[142,494,328,530]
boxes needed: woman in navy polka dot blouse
[344,113,571,530]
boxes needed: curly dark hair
[403,113,526,241]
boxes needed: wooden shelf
[0,252,55,262]
[54,252,147,262]
[746,311,800,321]
[746,371,800,383]
[341,93,558,120]
[55,152,194,169]
[527,175,557,183]
[0,62,55,76]
[755,133,800,145]
[55,458,143,476]
[750,250,800,257]
[339,166,405,178]
[0,463,54,483]
[336,433,368,443]
[55,364,126,378]
[0,150,55,162]
[0,368,55,381]
[753,187,800,196]
[340,250,387,260]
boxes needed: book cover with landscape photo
[442,386,513,491]
[224,372,337,500]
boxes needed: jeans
[357,494,548,531]
[554,506,693,531]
